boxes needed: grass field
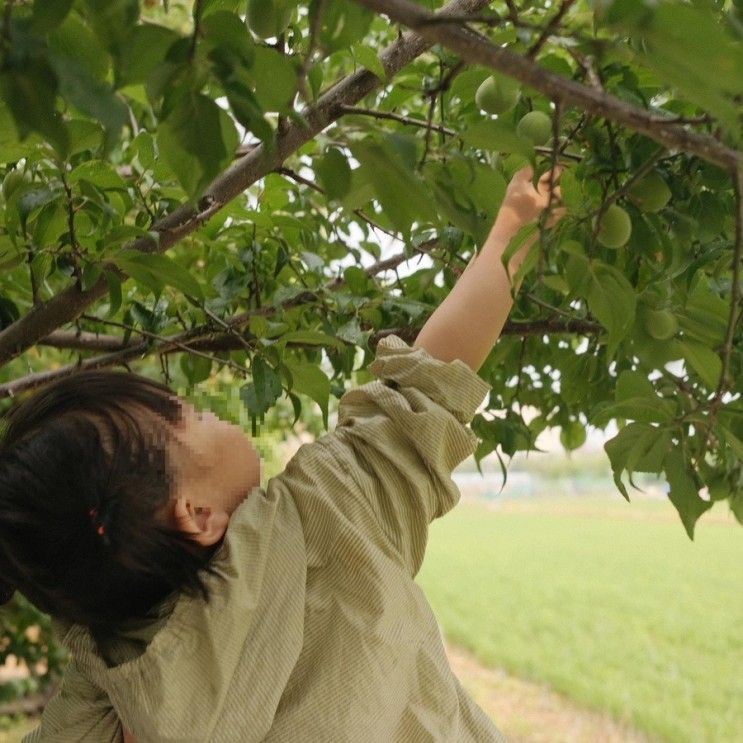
[416,494,743,743]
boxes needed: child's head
[0,369,262,631]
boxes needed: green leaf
[16,187,59,232]
[69,161,128,190]
[31,0,74,33]
[600,369,677,424]
[461,120,535,159]
[276,330,345,351]
[67,119,104,156]
[31,201,67,248]
[48,14,110,82]
[79,0,140,54]
[597,397,675,425]
[245,47,296,112]
[315,147,351,200]
[501,223,538,275]
[663,448,713,540]
[616,369,656,402]
[47,16,129,154]
[113,249,204,299]
[617,4,743,139]
[130,131,155,169]
[678,339,722,390]
[350,137,437,235]
[0,101,37,163]
[718,424,743,463]
[336,317,366,345]
[343,265,370,295]
[560,420,586,451]
[353,44,386,81]
[103,225,159,248]
[156,93,239,200]
[104,270,122,318]
[586,262,636,360]
[676,272,729,346]
[240,356,283,420]
[604,421,672,500]
[80,259,103,291]
[202,0,244,15]
[115,23,181,88]
[340,166,375,212]
[315,0,374,53]
[223,80,272,141]
[0,63,69,158]
[428,162,488,244]
[511,239,541,290]
[201,11,254,68]
[558,168,589,213]
[284,360,331,430]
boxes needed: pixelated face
[165,399,262,521]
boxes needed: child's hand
[499,165,567,228]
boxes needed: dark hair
[0,369,226,633]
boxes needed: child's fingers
[514,164,534,182]
[539,165,564,186]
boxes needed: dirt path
[445,641,659,743]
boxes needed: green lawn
[416,495,743,743]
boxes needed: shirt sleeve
[22,658,123,743]
[279,334,491,578]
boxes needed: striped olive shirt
[24,334,507,742]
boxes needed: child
[1,165,564,742]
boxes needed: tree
[0,0,742,706]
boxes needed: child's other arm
[414,165,565,373]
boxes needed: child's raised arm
[414,165,566,373]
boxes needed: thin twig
[183,295,256,355]
[339,105,457,137]
[526,0,577,60]
[78,314,252,377]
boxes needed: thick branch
[0,0,492,369]
[3,234,602,399]
[4,318,602,400]
[351,0,743,172]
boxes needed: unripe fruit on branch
[475,75,520,115]
[596,204,632,249]
[516,111,552,146]
[643,309,678,340]
[247,0,293,39]
[628,171,671,212]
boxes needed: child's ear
[172,498,229,546]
